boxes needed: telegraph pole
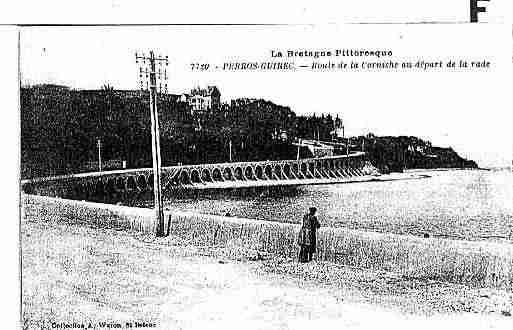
[229,139,233,162]
[136,50,168,237]
[97,139,102,172]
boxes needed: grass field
[21,216,513,330]
[22,194,513,292]
[168,210,513,290]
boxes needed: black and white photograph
[6,1,513,329]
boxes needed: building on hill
[332,115,345,139]
[185,86,221,113]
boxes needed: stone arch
[300,163,310,178]
[127,176,138,191]
[347,166,356,176]
[201,169,213,182]
[255,166,265,180]
[350,164,358,176]
[313,161,322,177]
[341,164,349,175]
[308,162,315,176]
[324,161,335,177]
[137,175,147,190]
[274,165,283,179]
[179,170,191,185]
[315,162,324,178]
[292,163,301,178]
[318,161,325,176]
[282,164,291,179]
[292,163,299,174]
[234,167,244,180]
[334,161,343,176]
[22,183,33,195]
[191,170,202,183]
[223,167,234,180]
[265,165,273,180]
[320,161,328,175]
[147,174,154,190]
[212,168,223,181]
[244,166,255,180]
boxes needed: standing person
[297,207,321,263]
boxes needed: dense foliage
[20,85,477,179]
[350,134,477,173]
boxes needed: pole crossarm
[136,51,169,93]
[135,52,169,63]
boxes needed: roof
[190,86,220,97]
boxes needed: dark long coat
[297,213,321,252]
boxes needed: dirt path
[21,219,512,330]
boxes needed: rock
[501,311,511,317]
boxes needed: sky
[19,21,512,168]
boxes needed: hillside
[347,135,478,174]
[20,85,477,178]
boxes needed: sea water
[159,169,513,242]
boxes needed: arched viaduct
[22,152,379,201]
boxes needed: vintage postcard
[15,1,513,329]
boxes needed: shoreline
[403,167,482,173]
[159,170,509,244]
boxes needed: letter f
[470,0,490,23]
